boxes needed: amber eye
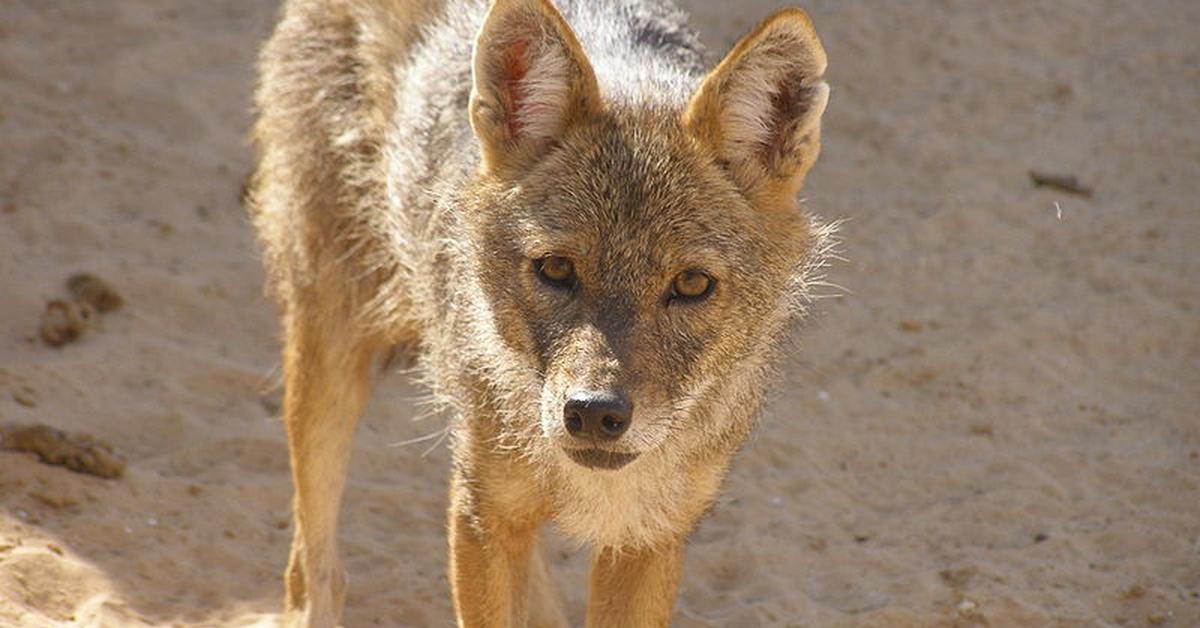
[671,270,714,300]
[537,256,576,287]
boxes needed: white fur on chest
[548,450,704,549]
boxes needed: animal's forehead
[516,111,742,264]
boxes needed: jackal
[250,0,831,625]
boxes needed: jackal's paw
[280,605,340,628]
[282,569,347,628]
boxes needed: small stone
[66,273,124,312]
[1,424,125,478]
[969,424,994,437]
[1122,583,1147,599]
[1052,82,1074,100]
[29,491,78,510]
[39,299,96,347]
[260,393,282,416]
[939,567,976,588]
[12,387,37,407]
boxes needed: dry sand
[1,1,1197,626]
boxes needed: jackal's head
[460,0,829,471]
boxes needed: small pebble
[67,273,124,312]
[12,387,37,408]
[1122,583,1147,599]
[39,299,96,347]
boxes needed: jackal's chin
[539,425,645,472]
[561,447,639,471]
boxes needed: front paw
[282,567,347,628]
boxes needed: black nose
[563,392,632,441]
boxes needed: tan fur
[470,0,603,174]
[684,8,828,201]
[249,1,831,625]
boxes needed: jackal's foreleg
[281,304,378,628]
[448,469,566,628]
[585,542,685,628]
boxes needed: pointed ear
[683,9,828,197]
[469,0,601,175]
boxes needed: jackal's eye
[536,256,576,288]
[671,270,714,301]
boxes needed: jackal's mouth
[564,448,639,471]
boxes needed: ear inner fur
[683,8,829,199]
[470,0,602,174]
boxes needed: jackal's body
[251,0,830,625]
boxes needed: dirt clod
[12,386,37,408]
[1123,584,1148,599]
[1,424,125,479]
[29,490,79,510]
[940,566,977,588]
[1029,170,1094,197]
[66,273,124,312]
[39,299,96,347]
[969,424,994,437]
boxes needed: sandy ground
[1,1,1198,626]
